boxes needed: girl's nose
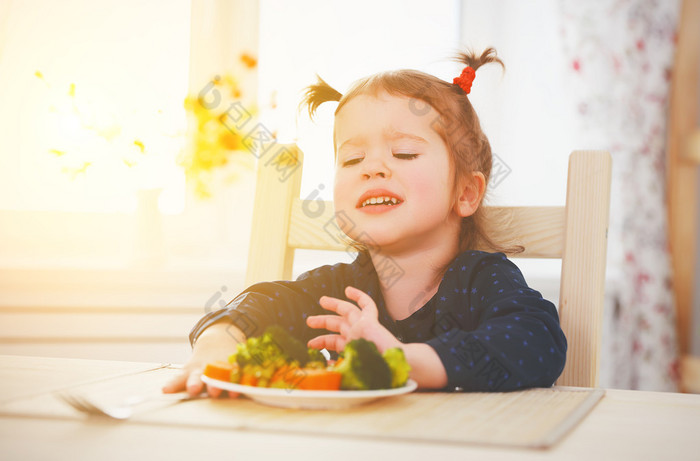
[360,156,391,179]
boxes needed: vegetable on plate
[202,325,411,391]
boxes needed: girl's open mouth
[359,196,401,207]
[357,196,403,214]
[355,189,404,213]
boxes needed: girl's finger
[162,371,187,393]
[206,383,222,398]
[345,286,378,315]
[185,368,207,396]
[307,334,346,352]
[319,295,359,317]
[306,314,345,333]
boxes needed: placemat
[163,384,604,449]
[0,366,604,449]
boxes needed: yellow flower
[180,72,259,198]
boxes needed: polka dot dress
[189,250,567,392]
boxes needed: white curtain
[558,0,681,391]
[461,0,682,390]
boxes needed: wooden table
[0,355,698,460]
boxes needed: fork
[56,391,204,420]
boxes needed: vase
[132,188,166,267]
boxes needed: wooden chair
[668,0,700,393]
[246,144,612,388]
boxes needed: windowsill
[0,261,247,310]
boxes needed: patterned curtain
[559,0,681,391]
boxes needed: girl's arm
[423,251,568,391]
[398,342,448,389]
[188,258,370,349]
[306,285,450,389]
[174,256,372,396]
[163,321,246,396]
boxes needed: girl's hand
[162,322,243,398]
[306,286,401,353]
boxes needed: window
[0,0,249,309]
[0,0,190,214]
[0,0,253,277]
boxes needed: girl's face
[333,91,467,254]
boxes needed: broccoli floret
[230,327,288,367]
[230,337,261,367]
[383,347,411,388]
[264,325,312,366]
[229,325,327,371]
[335,339,392,390]
[306,347,328,368]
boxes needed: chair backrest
[246,145,612,388]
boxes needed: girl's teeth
[362,196,400,207]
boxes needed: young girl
[163,48,567,397]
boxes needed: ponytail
[299,74,342,119]
[453,47,505,73]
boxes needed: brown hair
[300,48,523,256]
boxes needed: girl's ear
[455,171,486,218]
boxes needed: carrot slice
[239,372,258,387]
[271,364,290,383]
[290,368,342,391]
[203,361,234,382]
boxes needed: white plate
[201,375,418,410]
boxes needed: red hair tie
[453,66,476,94]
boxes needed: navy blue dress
[189,250,567,392]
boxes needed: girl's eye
[340,153,418,167]
[394,152,419,160]
[341,157,363,167]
